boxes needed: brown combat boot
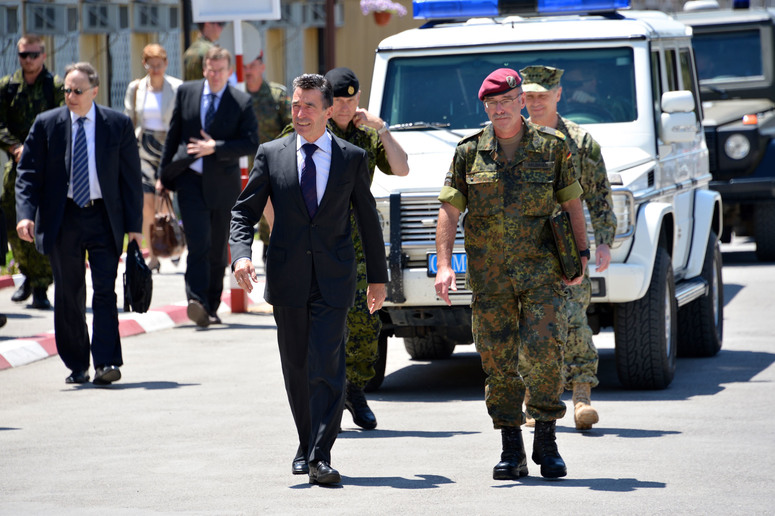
[524,390,535,428]
[572,382,599,430]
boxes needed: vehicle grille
[396,194,464,268]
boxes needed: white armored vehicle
[367,0,724,390]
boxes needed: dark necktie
[300,143,318,218]
[72,117,90,207]
[204,93,216,131]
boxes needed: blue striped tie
[300,143,318,218]
[72,117,90,207]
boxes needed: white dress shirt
[69,103,103,201]
[190,82,226,173]
[296,130,333,206]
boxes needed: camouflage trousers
[473,282,568,428]
[520,274,599,390]
[345,212,382,388]
[563,274,599,388]
[1,161,53,289]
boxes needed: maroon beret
[478,68,522,101]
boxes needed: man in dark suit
[160,47,257,327]
[16,62,143,385]
[230,74,387,485]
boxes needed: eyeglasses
[64,87,94,96]
[144,63,166,71]
[18,52,41,60]
[483,94,523,111]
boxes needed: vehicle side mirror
[662,90,695,113]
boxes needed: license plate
[427,252,467,276]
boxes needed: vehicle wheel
[613,247,677,389]
[404,333,456,360]
[754,201,775,261]
[678,232,724,357]
[364,331,388,392]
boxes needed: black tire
[364,331,388,392]
[614,247,677,389]
[754,202,775,261]
[404,333,456,360]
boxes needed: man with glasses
[16,62,143,386]
[183,21,226,81]
[0,34,64,310]
[434,68,588,480]
[160,47,257,327]
[520,65,616,431]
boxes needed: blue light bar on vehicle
[412,0,631,19]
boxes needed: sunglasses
[18,51,41,59]
[64,87,94,96]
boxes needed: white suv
[367,2,724,390]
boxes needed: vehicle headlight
[724,134,751,160]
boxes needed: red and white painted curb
[0,276,267,371]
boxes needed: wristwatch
[579,248,591,259]
[377,121,389,135]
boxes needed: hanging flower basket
[360,0,408,24]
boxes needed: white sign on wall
[190,0,281,22]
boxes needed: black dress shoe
[208,313,222,325]
[345,381,377,430]
[187,300,210,327]
[308,461,341,485]
[292,458,309,475]
[93,365,121,385]
[30,288,51,310]
[11,279,31,303]
[65,370,90,384]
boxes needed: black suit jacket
[15,104,143,255]
[230,131,388,309]
[159,80,258,208]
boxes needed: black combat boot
[345,381,377,430]
[493,426,528,480]
[532,420,567,478]
[11,278,31,303]
[31,287,51,310]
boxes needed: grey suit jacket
[230,131,388,308]
[15,104,143,255]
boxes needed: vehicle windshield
[692,28,763,82]
[381,47,636,128]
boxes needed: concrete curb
[0,283,267,371]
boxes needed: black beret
[325,67,359,98]
[478,68,522,101]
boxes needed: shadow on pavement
[63,381,200,391]
[338,429,478,440]
[290,474,455,490]
[492,476,666,492]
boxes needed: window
[692,28,763,81]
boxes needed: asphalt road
[1,237,773,515]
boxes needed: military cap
[325,67,359,97]
[478,68,522,100]
[520,65,564,92]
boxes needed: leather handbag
[550,211,583,281]
[124,240,153,313]
[150,193,186,258]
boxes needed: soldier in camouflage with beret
[435,68,588,480]
[183,22,225,81]
[244,50,292,262]
[520,65,616,431]
[0,34,64,309]
[324,67,409,430]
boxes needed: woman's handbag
[150,193,186,258]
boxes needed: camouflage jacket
[182,36,215,81]
[0,67,64,155]
[557,115,616,247]
[250,81,291,145]
[327,120,393,181]
[439,119,581,292]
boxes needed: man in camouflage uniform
[434,68,588,480]
[244,50,291,261]
[183,22,225,81]
[520,65,617,431]
[324,67,409,430]
[0,34,64,309]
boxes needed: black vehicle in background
[676,2,775,260]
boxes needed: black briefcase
[124,240,153,313]
[550,211,583,281]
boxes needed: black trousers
[176,171,230,314]
[273,272,349,466]
[50,200,121,372]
